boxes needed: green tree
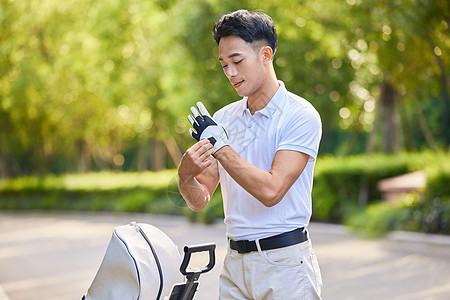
[1,0,448,177]
[343,0,449,153]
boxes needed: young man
[178,9,322,299]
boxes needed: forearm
[177,139,218,212]
[178,175,211,212]
[214,146,309,207]
[214,146,283,207]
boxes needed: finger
[190,106,201,119]
[202,154,216,167]
[196,101,211,117]
[188,114,196,126]
[198,144,214,160]
[195,138,212,151]
[189,128,200,141]
[198,138,212,146]
[188,138,210,151]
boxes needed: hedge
[0,170,190,216]
[346,157,450,236]
[312,153,412,222]
[1,152,449,233]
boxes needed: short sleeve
[277,106,322,161]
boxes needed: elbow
[185,195,210,212]
[258,190,284,207]
[178,181,211,212]
[262,198,282,208]
[188,202,206,212]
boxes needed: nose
[224,65,237,79]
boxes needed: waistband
[229,227,308,254]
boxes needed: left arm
[214,146,309,207]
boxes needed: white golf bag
[82,222,215,300]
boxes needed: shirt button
[248,124,252,128]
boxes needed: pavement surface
[0,211,449,300]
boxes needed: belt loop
[255,238,263,254]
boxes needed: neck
[247,73,279,115]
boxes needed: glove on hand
[188,102,228,154]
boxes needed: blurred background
[0,0,449,238]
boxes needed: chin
[235,86,250,98]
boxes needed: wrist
[212,145,230,159]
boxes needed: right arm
[178,139,220,211]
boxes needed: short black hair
[212,10,277,54]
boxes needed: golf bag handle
[180,243,216,276]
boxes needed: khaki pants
[219,240,322,300]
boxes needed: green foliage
[1,0,449,176]
[418,160,450,233]
[0,168,228,223]
[347,193,450,238]
[1,152,449,232]
[0,170,177,192]
[0,170,192,216]
[346,153,450,236]
[312,153,423,222]
[346,200,412,238]
[424,160,450,202]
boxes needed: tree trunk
[152,140,165,171]
[79,140,91,173]
[0,154,8,178]
[136,138,150,172]
[378,81,401,153]
[163,136,182,167]
[413,107,438,152]
[399,102,415,151]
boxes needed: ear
[261,46,274,63]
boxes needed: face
[218,35,267,97]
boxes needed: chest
[226,113,282,170]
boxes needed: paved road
[0,212,449,300]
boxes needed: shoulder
[282,90,321,126]
[276,89,322,159]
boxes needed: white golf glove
[188,102,228,154]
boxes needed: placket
[243,112,263,147]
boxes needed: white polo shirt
[213,81,322,240]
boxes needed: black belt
[229,228,308,254]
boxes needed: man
[178,9,322,299]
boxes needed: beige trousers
[219,240,322,300]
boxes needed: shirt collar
[258,81,286,118]
[239,81,286,118]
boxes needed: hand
[188,102,228,154]
[179,139,215,179]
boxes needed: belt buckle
[236,241,247,254]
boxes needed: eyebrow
[218,52,243,61]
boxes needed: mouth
[233,80,244,89]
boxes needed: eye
[221,64,228,69]
[235,59,243,65]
